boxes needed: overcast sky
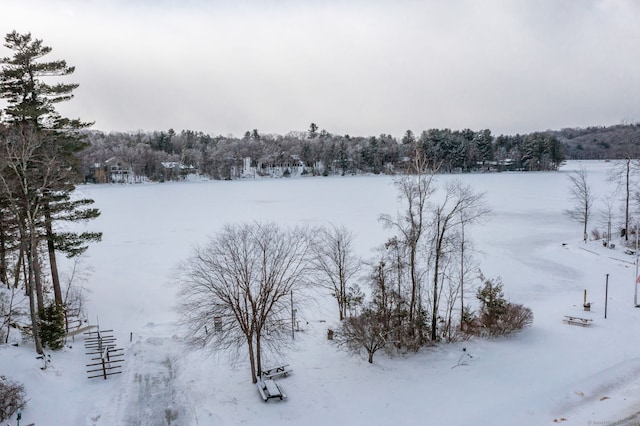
[2,0,639,137]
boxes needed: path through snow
[91,324,192,426]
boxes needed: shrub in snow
[0,288,27,345]
[491,303,533,336]
[0,291,8,343]
[476,276,533,337]
[335,308,394,363]
[0,375,26,421]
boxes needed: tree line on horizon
[80,125,566,182]
[77,121,640,184]
[552,123,640,160]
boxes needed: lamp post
[290,291,295,340]
[605,274,609,319]
[635,223,639,307]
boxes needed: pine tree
[39,303,66,350]
[0,31,100,352]
[476,276,507,329]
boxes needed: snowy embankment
[3,160,640,425]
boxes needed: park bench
[261,364,293,380]
[256,379,287,402]
[563,315,593,327]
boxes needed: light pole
[635,223,639,307]
[290,291,295,340]
[605,273,609,319]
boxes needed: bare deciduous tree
[608,156,639,241]
[379,154,436,335]
[174,222,310,383]
[310,224,361,321]
[429,181,490,341]
[598,195,617,245]
[564,165,594,243]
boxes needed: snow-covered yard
[3,160,640,425]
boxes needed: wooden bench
[262,364,293,380]
[256,379,287,401]
[563,315,593,327]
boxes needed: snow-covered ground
[3,160,640,425]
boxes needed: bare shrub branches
[0,375,26,422]
[334,309,391,364]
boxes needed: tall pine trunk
[431,222,445,342]
[0,220,7,288]
[44,202,63,306]
[28,221,45,313]
[23,237,43,354]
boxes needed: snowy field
[3,160,640,426]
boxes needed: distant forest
[79,122,639,183]
[550,123,640,160]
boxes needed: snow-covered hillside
[2,160,640,425]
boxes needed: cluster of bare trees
[0,32,100,352]
[174,155,503,373]
[328,152,529,364]
[607,156,640,244]
[331,160,534,363]
[334,156,493,362]
[564,155,640,247]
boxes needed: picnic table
[256,379,287,402]
[563,315,593,327]
[262,364,293,380]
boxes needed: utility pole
[605,273,609,319]
[635,223,639,307]
[290,291,295,340]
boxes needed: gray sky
[2,0,639,137]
